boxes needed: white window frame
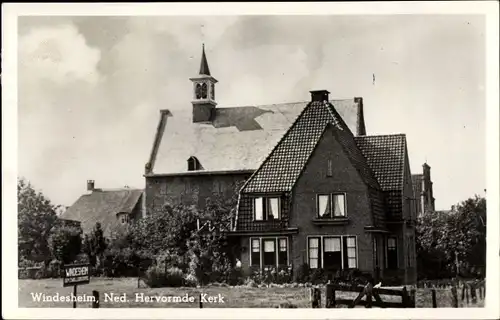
[249,237,289,268]
[332,193,347,217]
[316,193,347,218]
[253,196,281,221]
[306,235,358,269]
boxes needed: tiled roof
[60,189,143,237]
[242,101,380,193]
[151,99,362,174]
[354,134,407,191]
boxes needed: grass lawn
[18,278,484,308]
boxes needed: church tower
[189,44,218,123]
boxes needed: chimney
[310,90,330,102]
[87,180,95,192]
[354,97,366,136]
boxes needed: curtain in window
[263,240,276,266]
[323,237,342,271]
[308,238,320,268]
[254,197,263,220]
[268,198,280,219]
[318,195,330,218]
[278,238,287,265]
[264,240,275,252]
[324,237,341,252]
[333,194,345,216]
[251,239,260,267]
[345,236,357,268]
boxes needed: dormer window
[254,196,281,221]
[187,156,201,171]
[119,214,129,224]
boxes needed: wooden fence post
[410,288,416,308]
[431,289,437,308]
[92,290,99,308]
[401,287,409,308]
[365,283,373,308]
[310,287,321,308]
[465,284,470,305]
[451,285,459,308]
[471,283,477,304]
[325,283,335,308]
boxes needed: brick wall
[145,173,251,215]
[290,126,375,273]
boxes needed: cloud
[19,23,102,87]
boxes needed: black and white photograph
[2,2,499,319]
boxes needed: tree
[129,203,202,258]
[18,177,60,264]
[48,225,82,264]
[416,195,486,279]
[83,222,107,268]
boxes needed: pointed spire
[199,44,211,76]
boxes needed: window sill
[312,217,349,226]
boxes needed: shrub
[166,267,185,287]
[144,265,186,288]
[243,277,258,288]
[184,273,198,287]
[294,263,310,283]
[308,268,327,284]
[102,247,144,277]
[144,264,168,288]
[45,259,63,278]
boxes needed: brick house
[144,46,417,284]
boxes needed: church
[143,45,418,284]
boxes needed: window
[317,194,346,218]
[327,159,333,177]
[333,194,346,217]
[187,156,201,171]
[308,236,357,270]
[120,214,129,224]
[308,237,321,269]
[318,195,331,218]
[250,237,288,268]
[254,197,280,221]
[263,239,276,266]
[251,239,260,267]
[278,238,288,265]
[344,236,357,269]
[323,237,342,270]
[387,236,398,269]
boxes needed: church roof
[242,100,380,193]
[199,44,211,76]
[148,99,363,175]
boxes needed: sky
[17,15,486,210]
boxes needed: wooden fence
[310,282,415,308]
[428,280,485,308]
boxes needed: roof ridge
[216,98,355,110]
[326,102,381,190]
[355,133,406,139]
[240,101,314,193]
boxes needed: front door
[323,237,342,272]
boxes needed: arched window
[187,156,201,171]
